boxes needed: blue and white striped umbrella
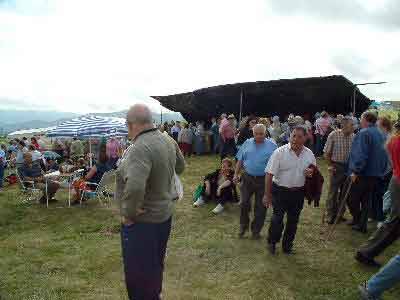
[47,116,128,138]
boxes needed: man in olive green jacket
[116,104,185,300]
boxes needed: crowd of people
[0,135,126,205]
[185,110,398,300]
[0,105,399,299]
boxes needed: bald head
[126,104,152,125]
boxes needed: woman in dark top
[72,151,111,204]
[237,116,257,147]
[193,158,238,214]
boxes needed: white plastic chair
[16,170,42,204]
[79,170,115,206]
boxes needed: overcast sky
[0,0,399,113]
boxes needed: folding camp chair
[16,169,42,204]
[79,170,115,206]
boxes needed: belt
[244,172,265,179]
[273,183,304,192]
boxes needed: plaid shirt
[323,130,354,163]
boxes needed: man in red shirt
[356,121,400,267]
[220,114,237,160]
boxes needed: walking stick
[325,178,353,241]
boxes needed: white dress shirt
[265,143,316,188]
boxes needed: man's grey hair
[126,104,153,125]
[252,123,267,133]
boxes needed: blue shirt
[348,125,388,177]
[236,138,277,176]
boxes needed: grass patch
[0,155,399,299]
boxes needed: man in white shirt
[263,126,316,255]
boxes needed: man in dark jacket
[347,111,388,233]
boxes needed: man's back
[349,126,387,177]
[116,129,185,223]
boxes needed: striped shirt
[323,130,354,163]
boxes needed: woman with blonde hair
[193,158,238,214]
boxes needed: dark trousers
[359,177,400,258]
[240,173,266,235]
[202,182,235,205]
[220,138,237,160]
[326,162,347,221]
[347,176,378,231]
[370,172,392,222]
[358,218,400,259]
[267,184,305,251]
[121,218,172,300]
[0,164,4,188]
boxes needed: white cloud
[0,0,399,114]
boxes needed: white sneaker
[212,203,224,214]
[377,222,384,229]
[193,196,205,207]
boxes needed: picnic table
[44,169,84,207]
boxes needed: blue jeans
[121,217,172,300]
[0,164,4,188]
[367,254,400,298]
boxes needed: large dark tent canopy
[152,75,371,122]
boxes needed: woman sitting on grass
[71,151,111,205]
[193,158,238,214]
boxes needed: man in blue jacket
[347,111,388,233]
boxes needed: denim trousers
[367,254,400,298]
[121,218,172,300]
[0,164,4,188]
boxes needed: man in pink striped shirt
[314,111,331,157]
[220,114,237,160]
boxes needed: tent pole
[353,87,356,115]
[89,138,93,168]
[239,89,243,122]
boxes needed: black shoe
[352,225,368,234]
[71,200,80,206]
[355,252,381,268]
[268,243,276,255]
[251,233,261,240]
[283,248,296,255]
[238,228,247,239]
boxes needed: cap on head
[228,114,235,120]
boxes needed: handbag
[193,184,204,202]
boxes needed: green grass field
[0,156,399,300]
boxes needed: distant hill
[0,109,184,135]
[0,110,78,125]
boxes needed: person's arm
[263,173,274,208]
[323,133,335,170]
[218,180,232,190]
[233,160,243,184]
[174,140,185,175]
[85,165,97,181]
[262,150,280,207]
[119,145,152,221]
[350,131,370,181]
[177,131,183,143]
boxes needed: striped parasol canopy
[47,115,128,138]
